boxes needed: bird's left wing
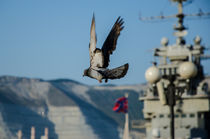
[101,17,124,68]
[89,14,97,65]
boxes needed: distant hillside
[0,76,146,139]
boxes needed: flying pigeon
[83,15,129,83]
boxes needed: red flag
[113,96,128,113]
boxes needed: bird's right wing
[89,14,97,65]
[101,17,124,68]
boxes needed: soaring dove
[83,14,129,83]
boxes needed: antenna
[140,0,210,46]
[140,0,210,33]
[139,9,210,21]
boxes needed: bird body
[83,14,129,83]
[91,49,104,68]
[84,68,104,83]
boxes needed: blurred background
[0,0,209,85]
[0,0,210,139]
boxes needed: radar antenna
[140,0,210,38]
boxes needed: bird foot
[98,80,102,83]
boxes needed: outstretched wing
[101,17,124,68]
[89,14,97,65]
[102,63,129,79]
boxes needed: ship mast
[170,1,185,138]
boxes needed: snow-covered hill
[0,76,146,139]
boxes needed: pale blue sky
[0,0,209,85]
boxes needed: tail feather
[102,63,129,79]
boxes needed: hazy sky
[0,0,210,85]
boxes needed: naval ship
[140,0,210,138]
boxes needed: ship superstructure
[140,0,210,138]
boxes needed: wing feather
[101,16,124,68]
[89,14,97,65]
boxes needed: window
[159,114,164,118]
[189,113,195,118]
[181,114,186,118]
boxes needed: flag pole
[123,93,129,139]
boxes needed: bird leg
[105,79,108,83]
[98,80,102,83]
